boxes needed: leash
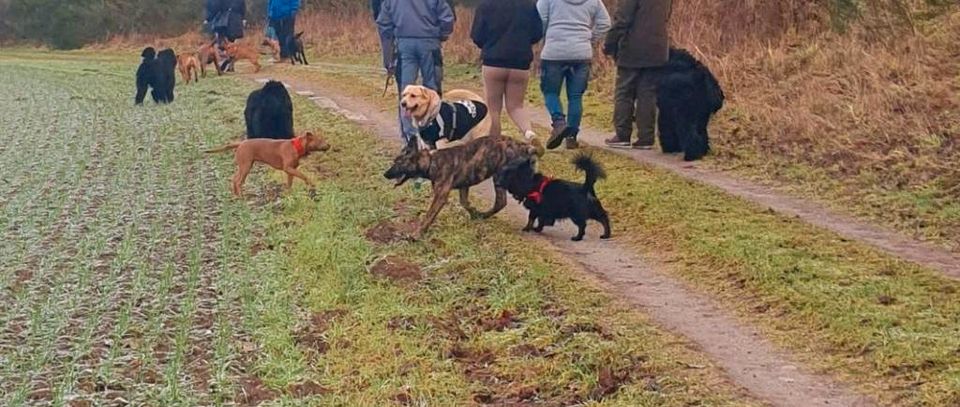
[383,74,393,97]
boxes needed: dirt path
[282,62,960,279]
[256,75,875,407]
[550,119,960,278]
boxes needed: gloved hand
[602,42,618,59]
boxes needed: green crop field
[0,53,757,406]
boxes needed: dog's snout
[400,100,408,108]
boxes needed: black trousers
[270,15,296,59]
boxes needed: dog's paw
[600,233,612,240]
[521,226,533,233]
[466,209,483,220]
[571,236,584,242]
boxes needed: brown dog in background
[205,132,331,196]
[224,41,262,73]
[177,54,201,84]
[198,42,222,77]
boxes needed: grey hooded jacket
[536,0,611,62]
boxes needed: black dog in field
[287,32,308,65]
[498,154,612,241]
[135,47,177,105]
[244,80,294,139]
[656,48,725,161]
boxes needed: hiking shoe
[604,136,630,148]
[631,141,655,150]
[565,138,580,150]
[546,118,568,150]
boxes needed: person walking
[471,0,544,148]
[377,0,456,144]
[602,0,671,149]
[269,0,301,61]
[537,0,610,150]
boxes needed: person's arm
[470,4,486,49]
[604,0,637,56]
[536,0,549,37]
[371,0,382,21]
[592,0,611,42]
[376,0,396,71]
[437,0,455,40]
[529,5,544,44]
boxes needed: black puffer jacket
[470,0,543,70]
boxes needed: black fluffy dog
[135,47,177,105]
[244,80,294,139]
[498,154,612,241]
[656,48,725,161]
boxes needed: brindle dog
[384,136,540,238]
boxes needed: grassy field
[0,52,760,406]
[271,62,960,405]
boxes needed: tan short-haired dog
[197,42,222,77]
[400,85,491,150]
[177,53,201,84]
[223,40,262,73]
[205,132,331,196]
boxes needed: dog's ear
[401,137,419,155]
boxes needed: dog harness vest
[418,100,488,147]
[291,137,306,157]
[526,177,552,205]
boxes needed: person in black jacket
[206,0,246,71]
[471,0,543,147]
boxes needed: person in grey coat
[537,0,610,149]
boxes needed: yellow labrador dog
[400,85,492,150]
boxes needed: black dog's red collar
[292,137,306,157]
[527,177,552,204]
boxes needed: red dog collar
[526,177,552,204]
[291,137,306,157]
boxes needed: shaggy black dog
[244,80,294,139]
[497,154,612,241]
[287,32,309,65]
[135,47,177,105]
[656,48,725,161]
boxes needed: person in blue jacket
[269,0,301,60]
[376,0,456,144]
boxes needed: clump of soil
[236,376,277,406]
[295,310,347,354]
[364,220,409,244]
[286,381,331,398]
[369,256,422,282]
[479,309,521,332]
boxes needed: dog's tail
[573,154,606,196]
[204,142,242,154]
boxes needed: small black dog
[287,32,308,65]
[244,80,294,139]
[135,47,177,105]
[656,48,725,161]
[498,154,612,241]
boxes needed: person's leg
[608,66,639,146]
[633,67,659,148]
[482,66,508,137]
[565,62,590,136]
[503,68,533,137]
[396,39,422,143]
[540,61,567,149]
[417,39,441,93]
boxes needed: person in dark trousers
[377,0,455,144]
[471,0,544,150]
[537,0,610,150]
[269,0,301,60]
[206,0,246,71]
[603,0,672,149]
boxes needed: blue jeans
[540,61,591,137]
[396,38,443,142]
